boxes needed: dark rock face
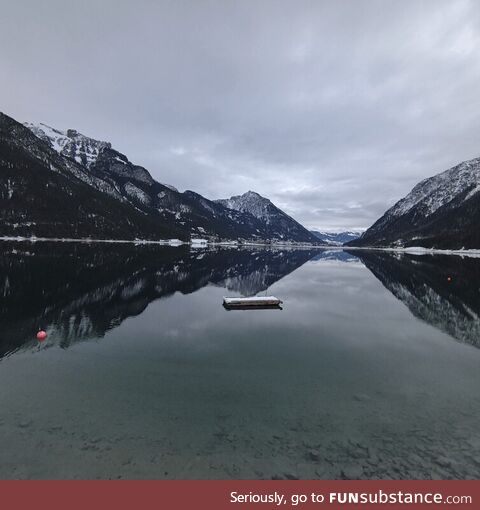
[349,157,480,249]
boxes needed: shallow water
[0,242,479,479]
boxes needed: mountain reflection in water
[0,242,320,357]
[2,244,480,359]
[351,250,480,348]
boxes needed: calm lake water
[0,242,479,480]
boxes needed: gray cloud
[2,0,480,229]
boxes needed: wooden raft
[223,296,283,309]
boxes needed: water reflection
[3,244,480,357]
[1,244,479,480]
[0,242,321,357]
[352,250,480,348]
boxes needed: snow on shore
[346,245,480,258]
[1,236,479,257]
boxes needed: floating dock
[223,296,283,309]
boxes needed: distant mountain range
[349,157,480,249]
[310,230,363,246]
[0,112,318,244]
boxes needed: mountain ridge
[1,112,318,244]
[0,113,185,240]
[349,156,480,249]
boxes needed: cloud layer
[2,0,480,229]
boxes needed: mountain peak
[216,191,274,220]
[243,190,263,198]
[216,191,318,243]
[226,190,269,202]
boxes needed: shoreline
[1,236,480,257]
[0,236,324,249]
[345,245,480,258]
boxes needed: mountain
[0,113,184,240]
[1,112,318,243]
[349,157,480,249]
[216,191,318,243]
[310,230,363,245]
[21,119,275,241]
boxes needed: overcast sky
[2,0,480,230]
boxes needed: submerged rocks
[353,393,371,402]
[341,465,364,479]
[17,419,33,429]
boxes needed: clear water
[0,242,479,480]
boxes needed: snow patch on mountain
[24,122,111,168]
[124,182,151,206]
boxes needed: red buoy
[36,330,47,341]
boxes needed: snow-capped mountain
[216,191,318,243]
[0,112,184,240]
[217,191,275,222]
[25,122,179,193]
[1,112,319,243]
[310,230,363,245]
[351,157,480,249]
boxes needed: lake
[0,242,479,479]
